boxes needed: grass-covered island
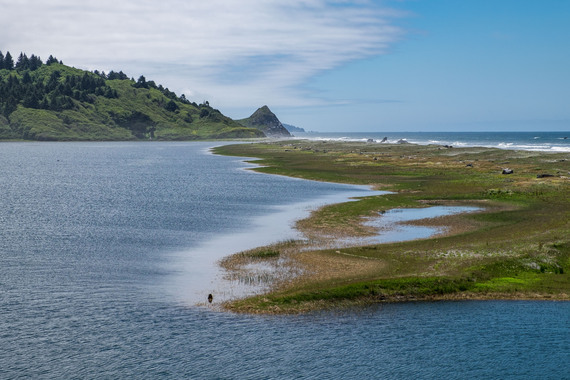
[214,140,569,314]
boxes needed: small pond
[353,205,481,246]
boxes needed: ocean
[295,131,570,152]
[1,137,568,379]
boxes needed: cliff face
[237,106,291,137]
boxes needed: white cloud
[0,0,404,108]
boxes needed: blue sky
[279,0,570,132]
[1,0,569,132]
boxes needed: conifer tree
[46,55,59,65]
[29,54,42,70]
[135,75,148,89]
[4,52,14,70]
[165,100,179,112]
[16,52,29,70]
[22,71,32,84]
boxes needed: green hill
[0,52,265,141]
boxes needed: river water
[1,141,568,379]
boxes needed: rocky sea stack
[237,105,291,138]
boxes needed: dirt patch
[289,249,387,288]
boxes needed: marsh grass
[244,249,281,259]
[214,141,570,313]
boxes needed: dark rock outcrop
[283,123,305,133]
[237,106,291,137]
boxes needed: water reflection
[368,205,480,242]
[341,205,481,246]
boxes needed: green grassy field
[214,140,569,314]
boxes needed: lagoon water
[1,141,568,379]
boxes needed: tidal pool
[366,205,480,242]
[342,205,481,246]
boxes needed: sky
[1,0,569,132]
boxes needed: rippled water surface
[1,142,568,379]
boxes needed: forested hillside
[0,51,265,140]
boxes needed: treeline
[0,51,61,71]
[131,74,192,107]
[0,51,196,118]
[85,71,192,107]
[0,52,118,116]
